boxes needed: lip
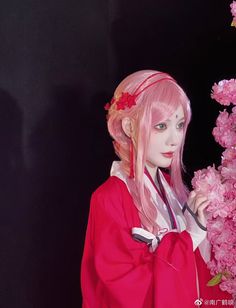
[161,152,174,158]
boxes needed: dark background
[0,0,235,307]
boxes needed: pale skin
[121,105,210,228]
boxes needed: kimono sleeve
[153,230,199,308]
[81,179,154,308]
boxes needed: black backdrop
[0,1,235,307]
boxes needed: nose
[166,128,179,147]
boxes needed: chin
[158,163,171,169]
[148,162,171,169]
[156,158,172,169]
[146,157,173,169]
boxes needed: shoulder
[90,176,138,226]
[92,176,128,202]
[91,176,130,214]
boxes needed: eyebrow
[177,116,185,121]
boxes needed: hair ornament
[104,72,174,111]
[104,92,137,111]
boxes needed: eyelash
[154,122,185,131]
[177,122,185,129]
[155,123,167,130]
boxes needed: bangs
[142,81,189,125]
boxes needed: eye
[177,121,185,130]
[154,123,167,130]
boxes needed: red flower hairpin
[104,73,175,111]
[104,92,137,111]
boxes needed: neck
[145,164,158,182]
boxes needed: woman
[81,70,231,307]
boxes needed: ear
[121,117,134,138]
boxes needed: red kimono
[81,175,232,307]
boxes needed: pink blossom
[231,1,236,16]
[211,79,236,105]
[192,166,225,203]
[195,77,236,298]
[220,279,236,295]
[222,148,236,164]
[212,110,236,148]
[192,166,221,192]
[207,259,220,276]
[214,245,236,267]
[208,218,225,234]
[208,200,233,218]
[231,0,236,27]
[220,161,236,180]
[231,265,236,276]
[191,166,234,217]
[207,216,236,294]
[221,181,236,216]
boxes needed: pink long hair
[107,70,191,234]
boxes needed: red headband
[104,72,174,111]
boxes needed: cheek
[147,133,164,154]
[177,131,184,145]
